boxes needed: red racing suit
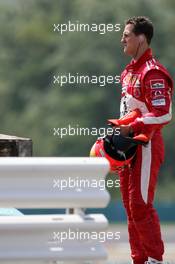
[119,48,173,264]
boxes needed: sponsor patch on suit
[150,79,165,89]
[151,98,166,106]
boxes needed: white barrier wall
[0,157,110,263]
[0,157,110,208]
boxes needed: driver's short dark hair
[125,16,153,45]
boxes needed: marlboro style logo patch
[150,79,165,89]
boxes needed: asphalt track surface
[105,224,175,264]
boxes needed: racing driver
[118,16,173,264]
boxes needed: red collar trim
[127,48,153,70]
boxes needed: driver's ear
[139,34,145,44]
